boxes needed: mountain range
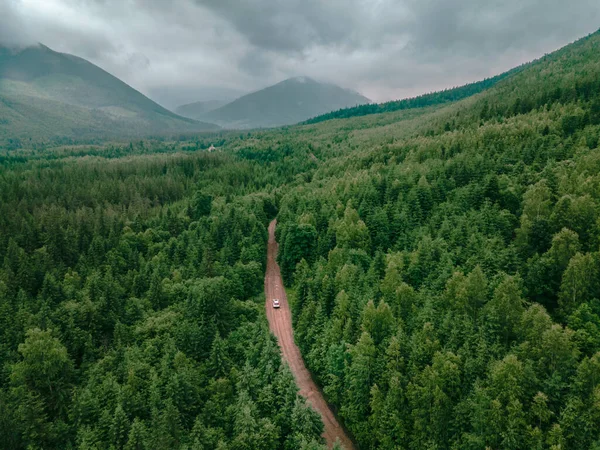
[0,44,373,141]
[2,38,582,142]
[0,44,218,143]
[182,77,371,129]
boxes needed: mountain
[204,77,370,129]
[175,100,229,120]
[0,44,218,143]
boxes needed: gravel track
[265,219,355,449]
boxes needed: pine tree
[111,404,130,449]
[342,331,376,445]
[124,418,148,450]
[559,253,599,316]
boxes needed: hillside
[270,30,600,450]
[175,99,228,120]
[304,64,528,124]
[205,76,370,129]
[227,29,600,450]
[0,44,218,144]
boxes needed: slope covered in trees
[270,29,600,449]
[304,64,528,125]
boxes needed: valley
[0,12,600,450]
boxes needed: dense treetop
[0,143,328,449]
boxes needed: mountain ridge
[0,44,219,143]
[203,76,370,129]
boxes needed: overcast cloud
[2,0,600,108]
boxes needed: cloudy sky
[2,0,600,108]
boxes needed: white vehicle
[272,299,281,309]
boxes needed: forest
[273,30,600,449]
[303,64,527,125]
[0,144,329,449]
[1,28,600,450]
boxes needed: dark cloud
[405,0,600,58]
[1,0,599,106]
[196,0,415,55]
[197,0,358,53]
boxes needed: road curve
[265,219,356,450]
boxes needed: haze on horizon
[1,0,599,109]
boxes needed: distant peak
[0,42,55,56]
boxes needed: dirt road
[265,220,356,450]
